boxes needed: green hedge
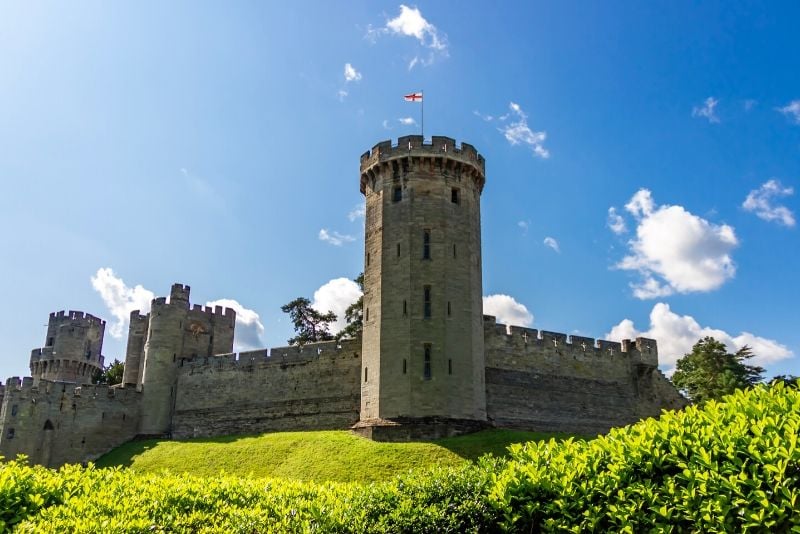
[2,382,798,532]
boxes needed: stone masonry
[0,136,686,467]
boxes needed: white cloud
[543,236,560,253]
[606,302,793,370]
[607,207,627,234]
[498,102,549,158]
[692,96,720,123]
[90,268,155,338]
[517,220,530,235]
[616,189,738,298]
[348,202,366,222]
[369,5,448,68]
[382,119,392,130]
[343,63,362,83]
[483,294,534,327]
[398,117,417,126]
[777,100,800,124]
[318,229,356,247]
[312,277,362,333]
[337,89,348,101]
[742,179,795,227]
[474,110,493,122]
[205,299,265,353]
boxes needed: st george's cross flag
[404,92,423,102]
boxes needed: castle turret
[355,136,488,439]
[137,283,235,436]
[29,311,106,385]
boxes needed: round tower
[29,310,106,385]
[137,283,190,436]
[356,135,487,439]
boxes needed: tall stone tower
[135,283,235,436]
[356,135,488,439]
[29,311,106,385]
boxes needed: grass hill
[95,429,576,484]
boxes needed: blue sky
[1,1,798,381]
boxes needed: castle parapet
[360,136,486,192]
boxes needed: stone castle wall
[483,316,686,435]
[171,338,362,439]
[0,377,141,467]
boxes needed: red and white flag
[404,92,423,102]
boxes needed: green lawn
[96,429,580,484]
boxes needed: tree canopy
[671,337,764,403]
[92,358,125,386]
[280,297,337,346]
[336,272,364,341]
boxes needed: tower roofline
[360,135,485,194]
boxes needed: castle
[0,136,685,467]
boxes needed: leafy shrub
[2,383,798,532]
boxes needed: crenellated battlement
[360,136,485,193]
[48,310,106,327]
[189,303,236,321]
[180,339,361,373]
[482,315,658,368]
[2,377,141,402]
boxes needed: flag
[404,92,423,102]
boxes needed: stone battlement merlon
[49,310,106,327]
[3,377,140,401]
[181,339,361,370]
[150,298,235,319]
[360,136,486,193]
[483,315,658,363]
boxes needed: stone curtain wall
[0,378,141,467]
[172,339,362,439]
[482,316,686,435]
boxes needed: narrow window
[47,337,54,346]
[453,243,457,258]
[448,359,452,375]
[423,344,432,380]
[11,405,18,417]
[447,301,451,316]
[403,359,407,374]
[451,188,460,204]
[397,243,401,257]
[423,230,431,259]
[423,286,431,318]
[393,186,402,202]
[366,308,370,321]
[367,252,370,267]
[403,300,407,316]
[364,367,368,382]
[6,428,14,439]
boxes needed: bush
[2,382,798,532]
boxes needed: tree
[671,337,764,403]
[337,272,364,341]
[281,297,337,346]
[92,358,125,386]
[770,375,799,388]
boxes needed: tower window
[453,244,457,258]
[397,243,401,257]
[447,301,451,316]
[448,359,453,375]
[367,252,370,266]
[451,188,460,204]
[47,337,54,346]
[423,230,431,259]
[6,428,14,439]
[366,308,370,321]
[423,344,432,380]
[423,286,431,318]
[393,186,402,202]
[403,359,407,374]
[11,405,18,417]
[403,300,407,316]
[364,367,368,382]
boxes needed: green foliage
[3,384,798,532]
[92,358,124,386]
[770,374,799,388]
[671,336,765,403]
[337,272,364,341]
[95,429,557,484]
[280,297,336,346]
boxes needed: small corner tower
[29,311,106,385]
[356,135,488,439]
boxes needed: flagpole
[421,90,424,141]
